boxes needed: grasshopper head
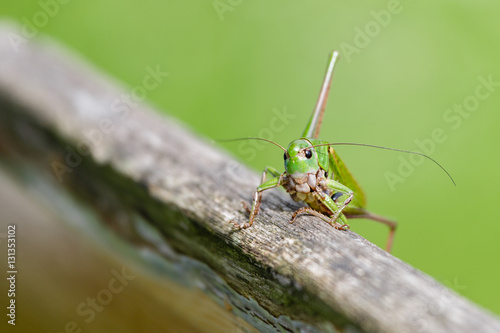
[285,139,319,174]
[284,139,323,193]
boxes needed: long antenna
[303,142,456,186]
[303,50,340,139]
[216,137,287,152]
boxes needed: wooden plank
[0,169,260,333]
[0,22,499,333]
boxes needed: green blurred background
[2,0,500,316]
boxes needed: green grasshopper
[229,51,454,252]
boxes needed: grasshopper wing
[328,147,366,209]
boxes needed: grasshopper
[229,51,453,252]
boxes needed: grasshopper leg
[241,201,251,214]
[345,211,397,253]
[290,191,351,230]
[329,192,353,224]
[321,179,355,224]
[230,166,283,229]
[290,207,349,230]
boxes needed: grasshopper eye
[305,149,312,159]
[283,152,288,160]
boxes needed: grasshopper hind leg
[345,210,397,253]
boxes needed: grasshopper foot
[229,220,251,229]
[229,201,256,229]
[332,222,350,231]
[328,212,350,230]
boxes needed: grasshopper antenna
[216,137,287,152]
[304,142,456,186]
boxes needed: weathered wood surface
[1,23,499,333]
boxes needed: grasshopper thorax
[283,139,329,195]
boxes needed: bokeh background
[2,0,500,320]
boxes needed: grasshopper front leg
[231,166,283,229]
